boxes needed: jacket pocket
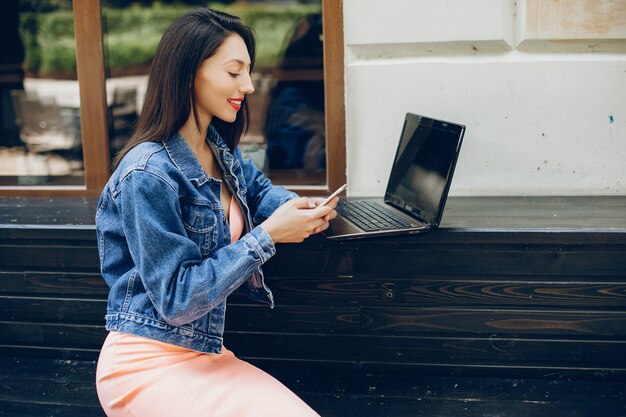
[180,199,218,256]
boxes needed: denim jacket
[96,125,298,353]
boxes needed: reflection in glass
[102,1,325,187]
[264,13,325,173]
[0,0,84,186]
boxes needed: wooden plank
[73,0,110,193]
[0,356,97,383]
[351,246,626,276]
[0,401,105,417]
[302,395,626,417]
[0,196,626,229]
[0,299,393,334]
[2,354,626,400]
[0,227,96,241]
[321,0,347,193]
[2,296,625,345]
[218,304,605,337]
[0,377,99,407]
[2,393,626,417]
[1,196,626,242]
[265,246,354,275]
[0,245,99,271]
[255,275,626,309]
[298,376,626,417]
[2,322,626,371]
[3,224,623,246]
[0,196,98,225]
[0,346,99,361]
[5,299,547,339]
[4,269,625,311]
[0,298,362,332]
[225,332,626,370]
[0,271,108,297]
[226,305,361,333]
[1,356,625,417]
[352,369,626,402]
[0,188,102,198]
[361,307,626,336]
[440,196,626,228]
[0,297,106,324]
[0,322,106,349]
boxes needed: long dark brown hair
[112,8,256,170]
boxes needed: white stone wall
[343,0,626,196]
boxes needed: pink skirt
[96,331,320,417]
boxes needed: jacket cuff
[279,192,300,206]
[244,226,276,263]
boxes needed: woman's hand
[306,197,339,223]
[260,197,338,243]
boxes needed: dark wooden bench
[1,196,626,416]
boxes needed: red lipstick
[228,98,243,111]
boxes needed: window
[0,0,345,197]
[0,1,84,188]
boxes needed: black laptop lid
[384,113,465,227]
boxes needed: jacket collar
[207,124,230,151]
[162,125,232,185]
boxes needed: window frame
[0,0,345,197]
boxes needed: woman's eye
[228,72,240,78]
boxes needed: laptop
[323,112,465,240]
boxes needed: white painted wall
[343,0,626,196]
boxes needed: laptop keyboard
[336,200,415,232]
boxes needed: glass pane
[0,0,84,186]
[103,1,325,186]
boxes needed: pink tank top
[229,195,244,243]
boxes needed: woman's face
[194,34,255,124]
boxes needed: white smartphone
[319,183,347,207]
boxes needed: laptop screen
[384,113,465,226]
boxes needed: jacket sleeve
[235,146,299,225]
[118,169,276,326]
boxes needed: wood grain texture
[2,356,626,417]
[72,0,110,192]
[321,0,347,193]
[0,271,108,296]
[1,195,626,415]
[14,195,626,225]
[2,322,626,371]
[361,307,626,336]
[256,276,626,309]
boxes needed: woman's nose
[241,73,255,95]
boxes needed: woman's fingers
[312,221,331,234]
[302,199,337,236]
[261,196,338,243]
[311,205,334,220]
[323,209,338,222]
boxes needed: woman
[95,8,336,417]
